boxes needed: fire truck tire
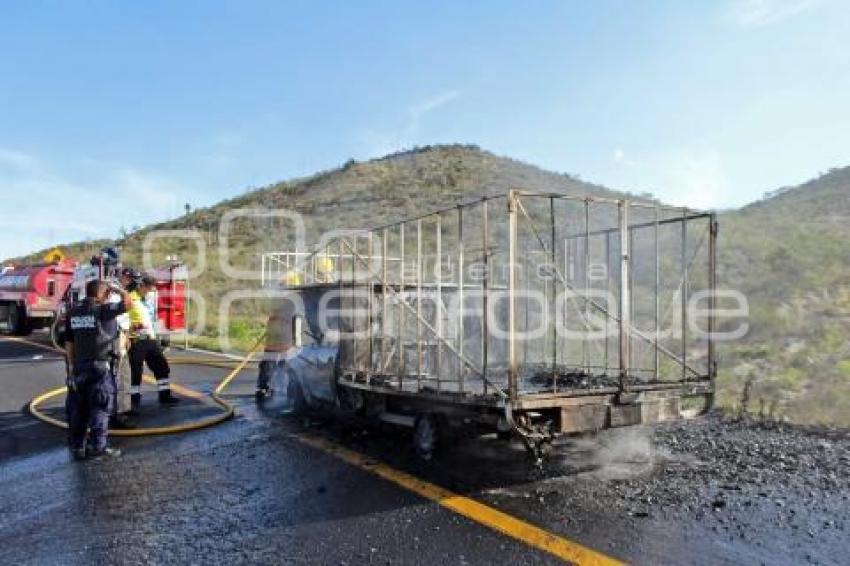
[9,305,31,336]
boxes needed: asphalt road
[0,333,846,565]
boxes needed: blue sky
[1,0,848,259]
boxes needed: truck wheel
[413,414,439,461]
[9,305,31,336]
[17,315,32,336]
[1,304,12,334]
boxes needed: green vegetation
[715,165,850,426]
[6,145,849,426]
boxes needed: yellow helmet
[316,255,334,274]
[282,269,302,286]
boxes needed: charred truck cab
[259,190,718,459]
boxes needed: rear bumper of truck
[338,372,713,435]
[513,381,713,433]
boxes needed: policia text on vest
[64,280,132,460]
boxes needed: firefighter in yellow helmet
[282,269,302,287]
[126,275,180,411]
[316,255,334,283]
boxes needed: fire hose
[26,336,265,437]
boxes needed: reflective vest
[128,290,157,339]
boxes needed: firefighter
[64,279,132,460]
[109,286,134,429]
[127,275,180,410]
[119,267,140,293]
[315,254,335,283]
[255,297,298,400]
[107,267,142,426]
[282,269,302,287]
[113,268,141,422]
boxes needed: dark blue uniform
[64,297,126,452]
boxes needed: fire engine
[1,246,188,346]
[0,258,76,335]
[56,258,188,347]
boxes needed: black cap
[121,267,141,279]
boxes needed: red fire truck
[0,258,77,335]
[146,263,188,344]
[56,260,188,347]
[1,245,188,346]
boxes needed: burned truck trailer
[259,190,717,457]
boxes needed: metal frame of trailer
[262,190,718,456]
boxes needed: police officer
[127,275,180,409]
[64,279,132,460]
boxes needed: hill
[716,166,850,425]
[6,146,849,426]
[6,144,638,334]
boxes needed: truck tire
[8,304,31,336]
[413,414,439,461]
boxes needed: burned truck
[258,190,717,459]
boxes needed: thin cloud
[405,90,462,141]
[0,148,39,170]
[655,149,735,210]
[410,90,462,117]
[359,90,462,157]
[0,149,192,259]
[604,147,736,210]
[613,148,638,167]
[726,0,826,28]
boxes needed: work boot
[71,448,87,461]
[87,446,122,460]
[158,390,181,405]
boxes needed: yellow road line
[12,332,620,563]
[293,432,624,566]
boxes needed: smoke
[557,426,661,480]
